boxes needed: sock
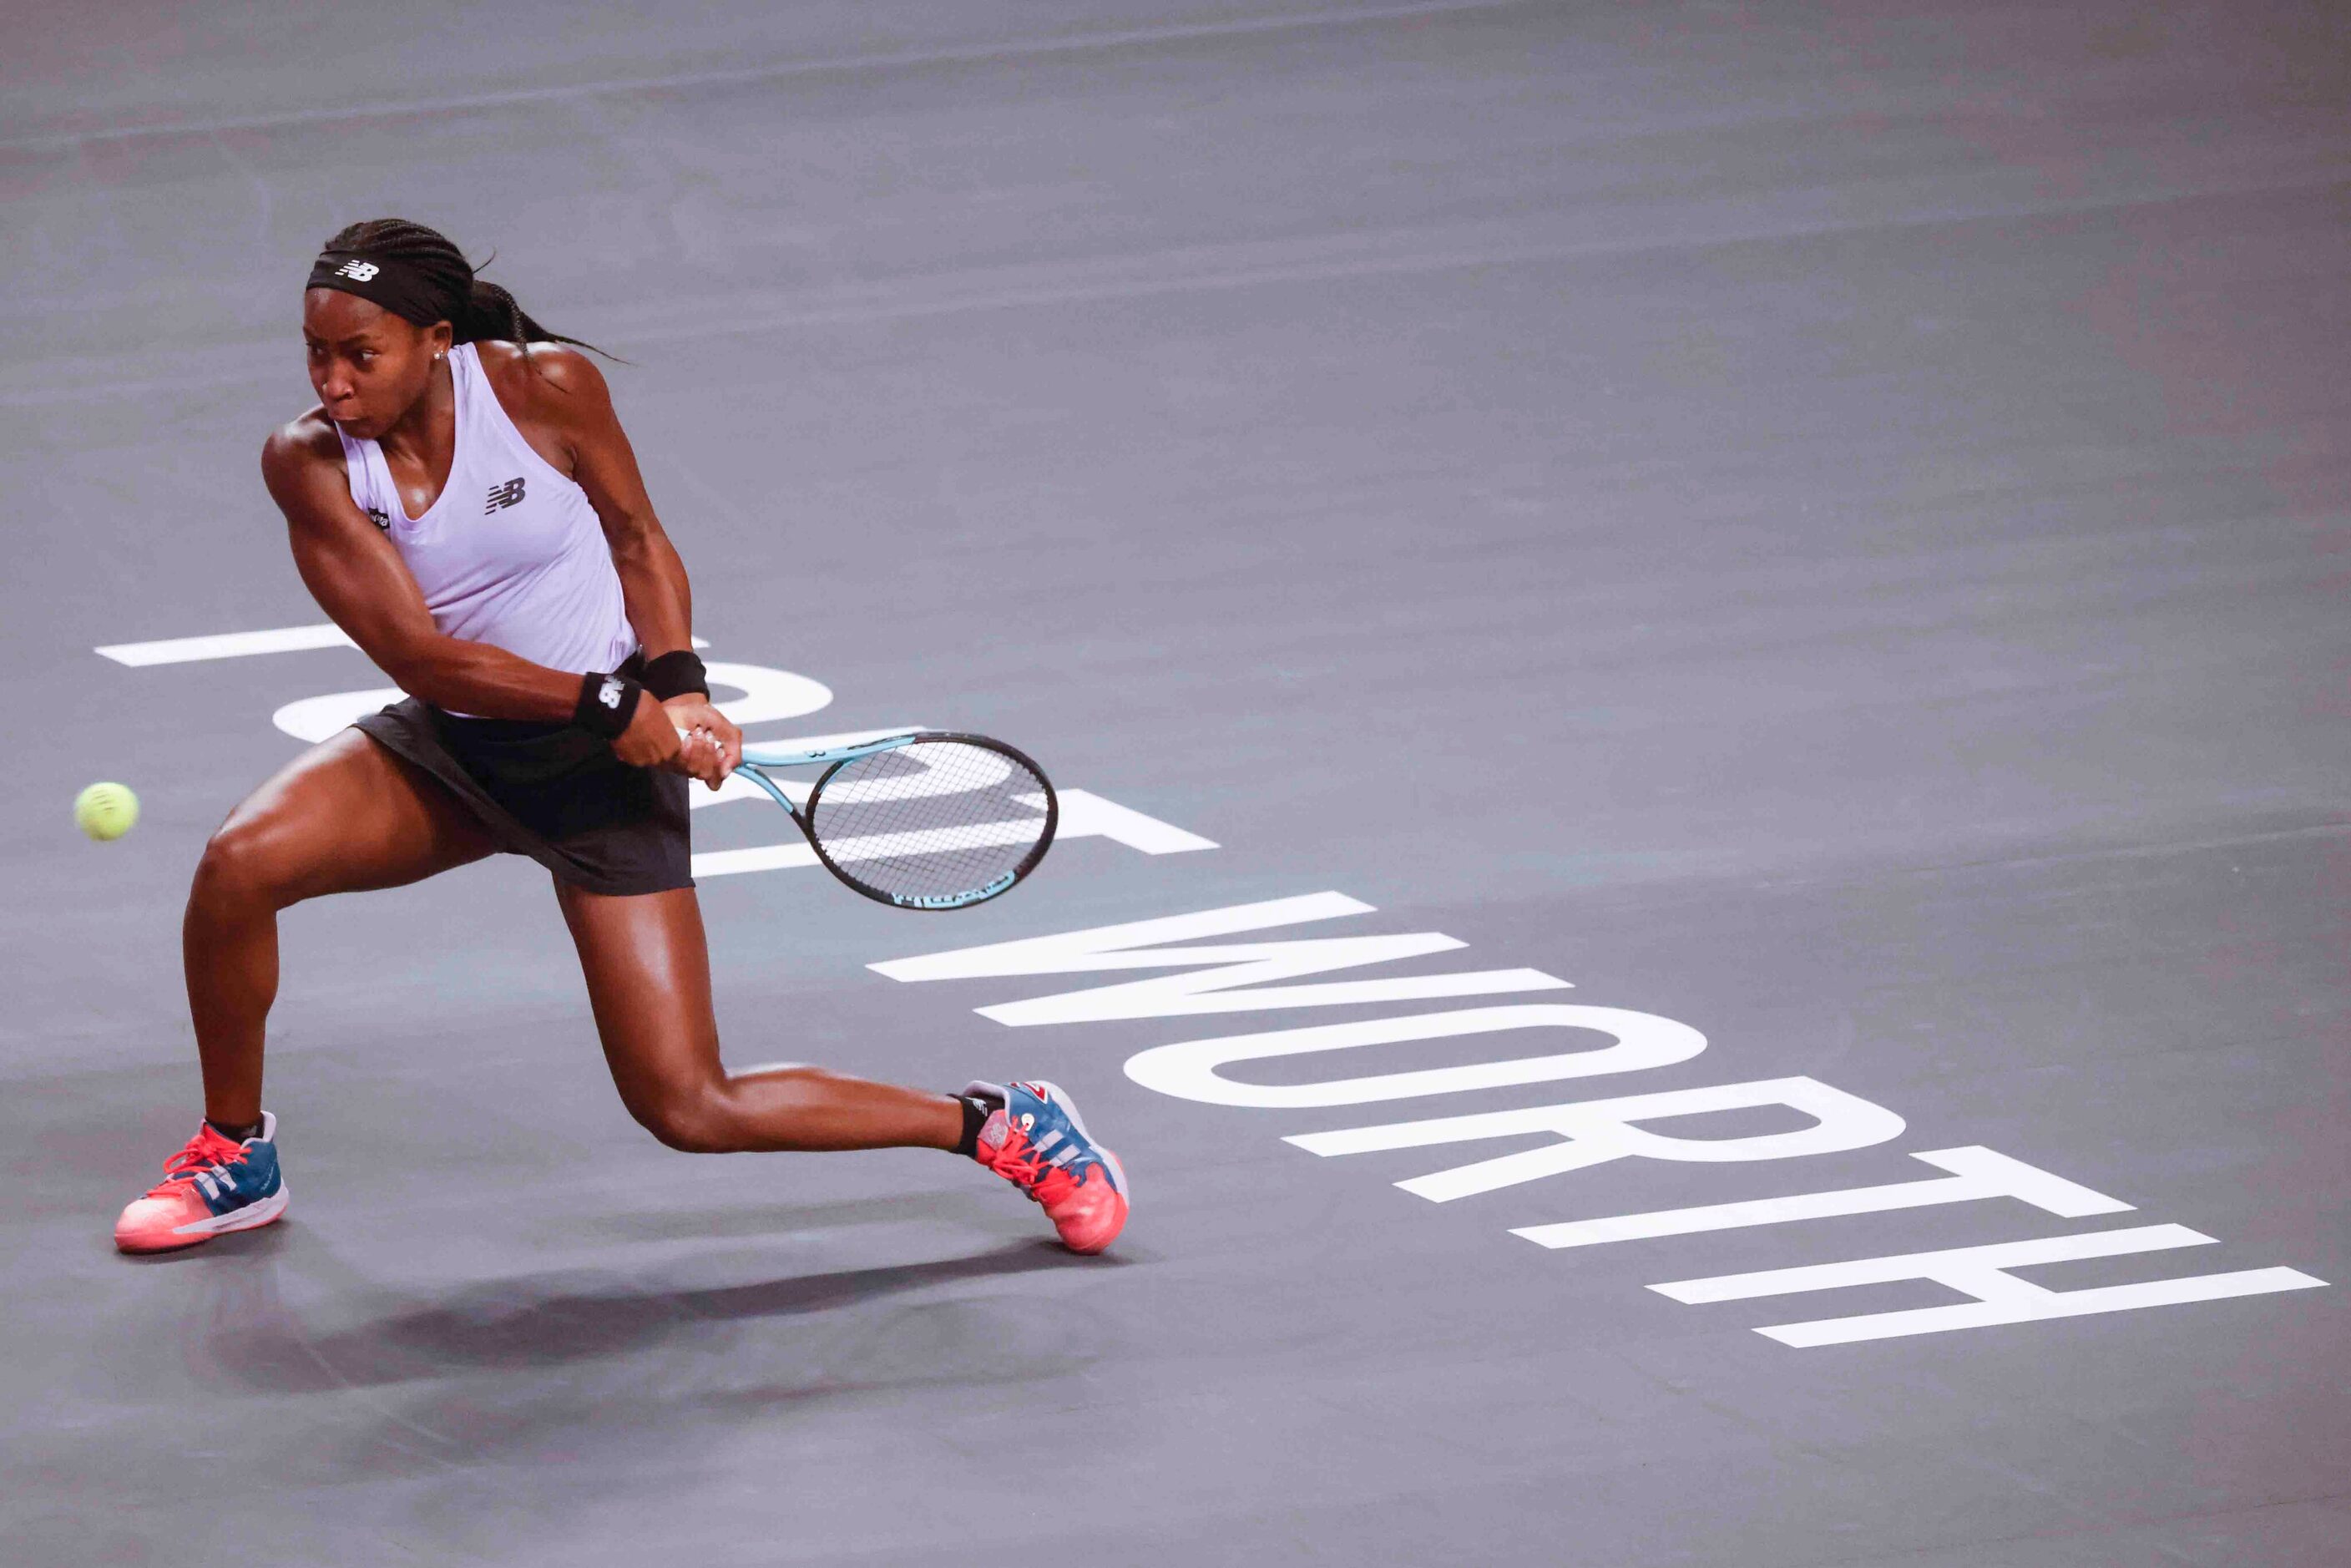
[205,1117,262,1144]
[953,1094,997,1158]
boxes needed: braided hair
[320,217,609,360]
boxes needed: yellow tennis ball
[74,781,139,842]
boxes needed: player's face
[302,289,450,438]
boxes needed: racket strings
[806,741,1051,905]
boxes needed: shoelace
[990,1122,1083,1201]
[144,1134,243,1199]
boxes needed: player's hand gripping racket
[731,731,1057,909]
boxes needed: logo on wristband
[599,677,624,711]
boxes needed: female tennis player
[112,219,1126,1257]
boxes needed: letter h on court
[1649,1226,2326,1347]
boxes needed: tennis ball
[74,781,139,842]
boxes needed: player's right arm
[259,414,689,772]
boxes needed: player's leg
[555,881,1130,1252]
[119,728,499,1253]
[552,882,964,1151]
[184,726,500,1129]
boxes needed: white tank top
[336,343,636,711]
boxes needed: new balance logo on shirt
[484,477,526,513]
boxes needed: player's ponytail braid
[320,217,611,362]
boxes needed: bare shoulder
[260,408,344,498]
[477,339,614,422]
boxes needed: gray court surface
[6,3,2348,1563]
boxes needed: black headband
[306,249,457,327]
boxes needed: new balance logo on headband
[333,260,381,281]
[484,478,526,513]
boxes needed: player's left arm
[524,343,741,771]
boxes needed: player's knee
[629,1086,740,1154]
[190,819,296,913]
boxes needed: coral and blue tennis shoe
[114,1112,289,1254]
[968,1080,1129,1254]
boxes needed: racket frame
[730,730,1058,910]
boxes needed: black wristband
[641,649,710,701]
[574,670,644,740]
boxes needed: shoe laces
[989,1116,1085,1203]
[144,1127,245,1199]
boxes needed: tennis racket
[730,731,1057,910]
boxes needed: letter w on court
[871,893,1568,1025]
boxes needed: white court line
[97,623,356,665]
[693,789,1215,878]
[695,842,822,878]
[700,818,1044,880]
[97,624,706,666]
[825,818,1049,865]
[1036,789,1216,854]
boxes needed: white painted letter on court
[1287,1077,1906,1202]
[1651,1225,2328,1347]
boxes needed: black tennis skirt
[354,688,693,897]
